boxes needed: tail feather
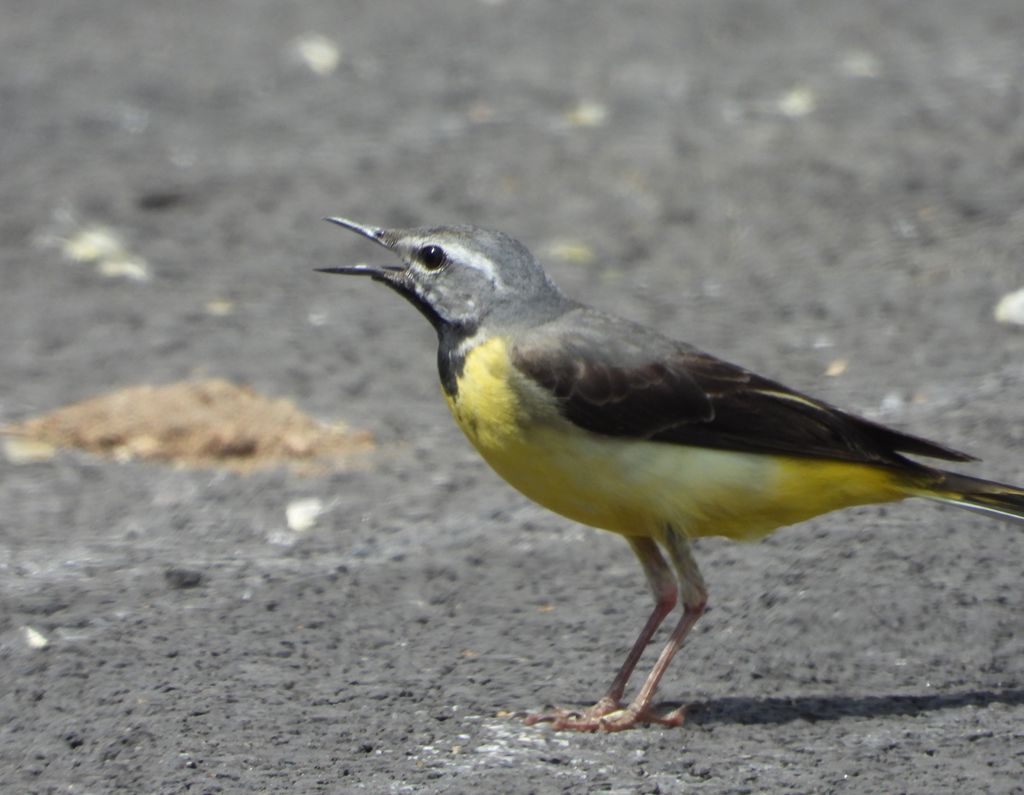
[914,471,1024,524]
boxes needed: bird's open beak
[323,216,390,245]
[317,216,405,279]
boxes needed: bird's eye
[417,245,446,271]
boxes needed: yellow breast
[443,336,532,454]
[445,336,904,542]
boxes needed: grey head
[318,217,573,337]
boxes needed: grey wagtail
[319,216,1024,732]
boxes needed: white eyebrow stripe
[409,238,505,290]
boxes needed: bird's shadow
[670,687,1024,726]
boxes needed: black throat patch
[436,324,477,398]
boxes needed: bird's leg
[596,537,680,710]
[595,529,707,732]
[524,536,678,729]
[528,529,707,732]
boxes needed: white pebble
[286,498,325,532]
[994,287,1024,326]
[22,626,49,649]
[291,34,341,76]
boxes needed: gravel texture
[2,1,1023,793]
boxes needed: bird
[318,216,1024,732]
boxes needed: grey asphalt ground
[2,1,1023,792]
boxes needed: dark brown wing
[511,309,974,466]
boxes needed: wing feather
[512,309,974,465]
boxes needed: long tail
[912,470,1024,524]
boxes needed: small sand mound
[3,379,373,472]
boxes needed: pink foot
[524,699,686,732]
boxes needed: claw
[524,701,687,732]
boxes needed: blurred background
[2,1,1023,792]
[5,0,1023,437]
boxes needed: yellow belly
[446,336,905,541]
